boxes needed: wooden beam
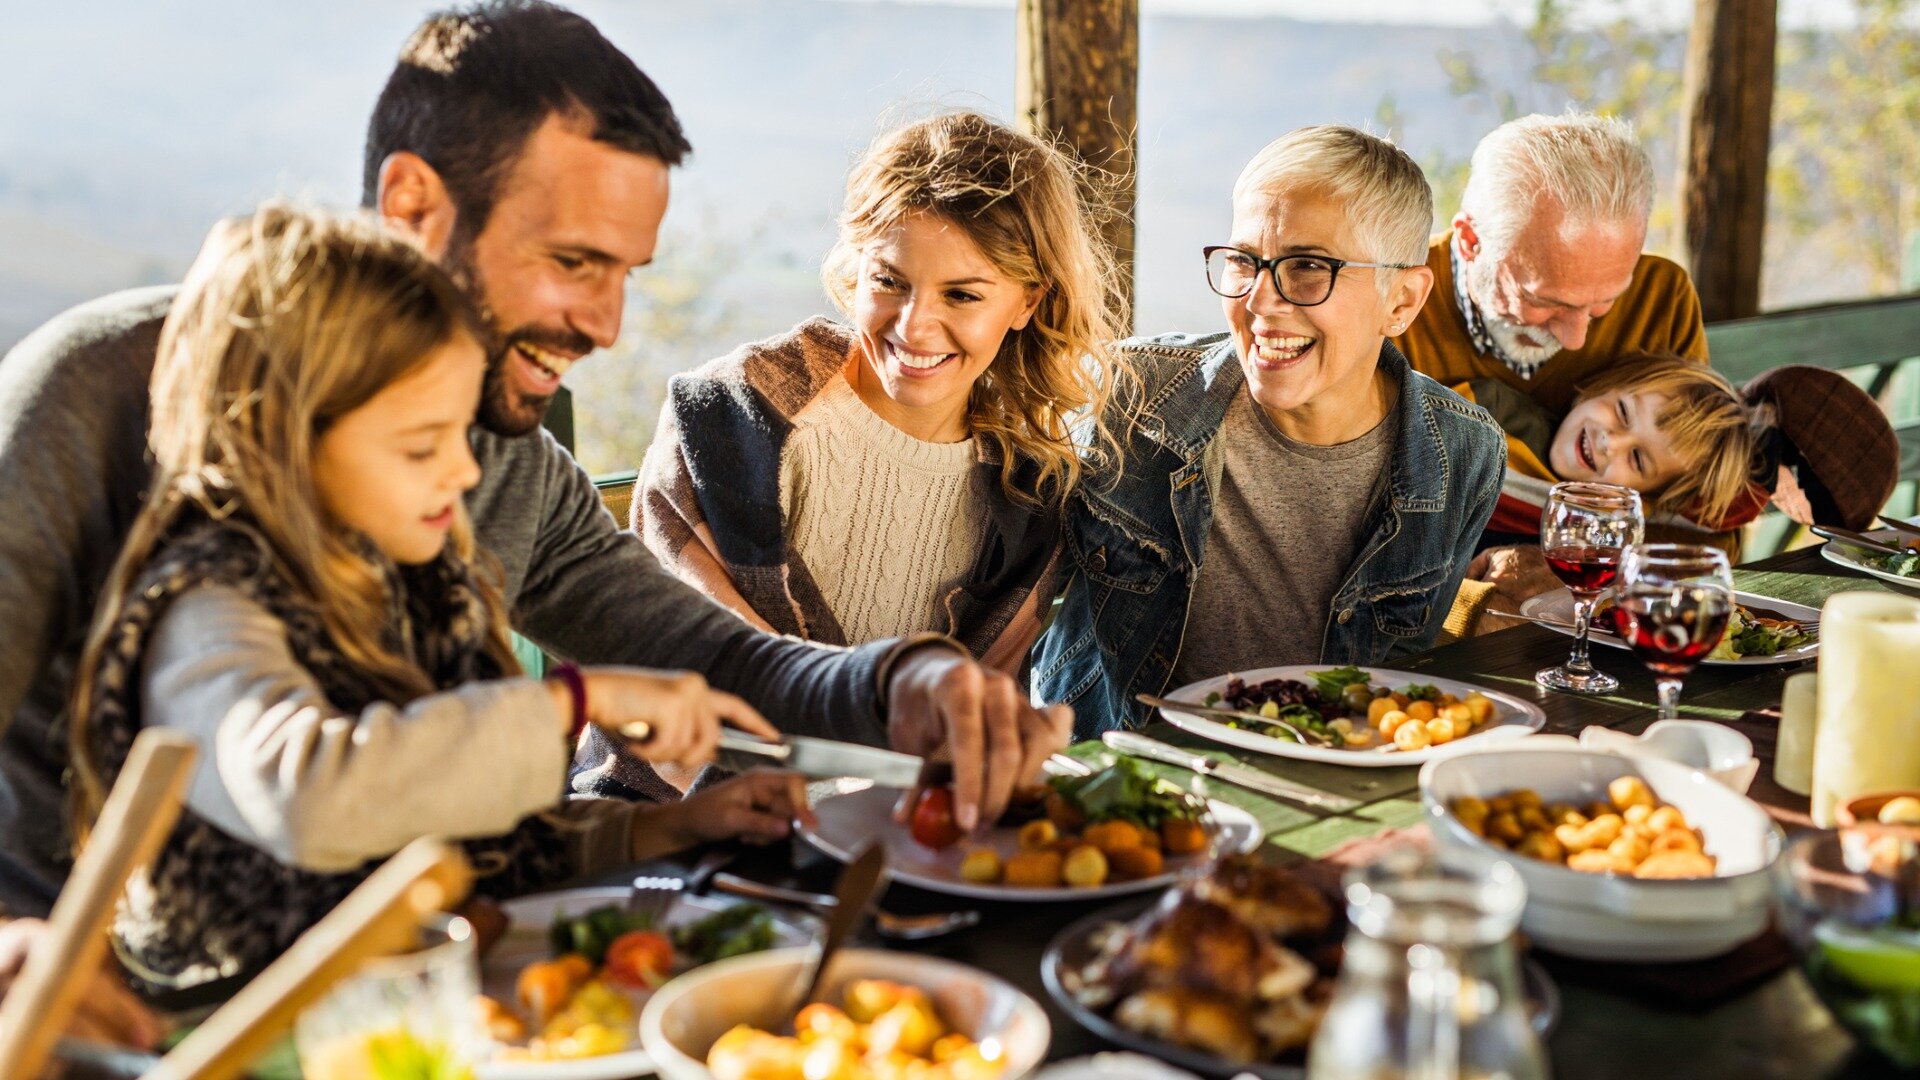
[1677,0,1778,321]
[1016,0,1138,332]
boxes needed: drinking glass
[293,914,483,1080]
[1306,847,1545,1080]
[1536,482,1643,694]
[1613,543,1734,722]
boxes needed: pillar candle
[1811,591,1920,826]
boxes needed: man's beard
[444,242,594,438]
[1467,257,1563,369]
[1484,314,1563,368]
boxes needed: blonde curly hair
[822,110,1131,506]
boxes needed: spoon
[781,841,888,1032]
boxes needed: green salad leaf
[1049,756,1197,828]
[549,904,654,964]
[670,902,778,965]
[1309,665,1370,701]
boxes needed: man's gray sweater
[0,287,889,914]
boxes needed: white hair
[1233,125,1434,288]
[1459,110,1654,257]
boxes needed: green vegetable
[670,902,778,965]
[549,904,655,965]
[1398,683,1443,702]
[1875,551,1919,579]
[1309,665,1371,701]
[362,1028,469,1080]
[1049,756,1197,829]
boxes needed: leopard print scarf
[83,517,572,989]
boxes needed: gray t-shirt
[1171,391,1398,686]
[0,287,892,915]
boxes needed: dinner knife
[1876,516,1920,540]
[1101,730,1358,811]
[716,731,923,788]
[1811,524,1910,557]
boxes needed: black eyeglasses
[1202,245,1417,306]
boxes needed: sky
[833,0,1873,29]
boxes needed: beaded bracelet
[550,660,588,744]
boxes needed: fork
[626,874,685,924]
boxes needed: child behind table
[65,204,801,991]
[1463,353,1759,544]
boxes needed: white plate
[1520,588,1821,665]
[799,785,1263,902]
[475,887,816,1080]
[1819,527,1920,591]
[1157,665,1546,768]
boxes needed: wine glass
[1536,482,1644,694]
[1613,543,1735,722]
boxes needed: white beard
[1483,313,1564,370]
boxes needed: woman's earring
[1390,322,1404,334]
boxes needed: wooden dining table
[713,541,1917,1080]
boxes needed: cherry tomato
[910,786,965,849]
[602,930,675,989]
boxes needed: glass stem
[1656,676,1683,722]
[1567,595,1596,675]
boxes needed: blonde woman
[66,204,807,989]
[635,111,1123,675]
[1036,126,1507,736]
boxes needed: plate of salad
[800,760,1262,902]
[473,888,815,1079]
[1522,588,1821,665]
[1819,527,1920,592]
[1156,665,1546,767]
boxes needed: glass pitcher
[1307,849,1547,1080]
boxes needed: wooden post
[1016,0,1139,332]
[1677,0,1778,321]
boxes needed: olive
[1341,682,1375,713]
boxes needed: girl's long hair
[822,110,1134,506]
[68,202,518,832]
[1575,353,1755,526]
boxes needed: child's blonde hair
[69,202,517,827]
[822,110,1131,506]
[1576,354,1754,525]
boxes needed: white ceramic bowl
[1579,720,1760,794]
[1420,748,1782,961]
[640,947,1051,1079]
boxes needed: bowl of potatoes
[1420,748,1782,961]
[640,946,1050,1080]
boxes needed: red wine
[1616,595,1731,675]
[1545,545,1622,595]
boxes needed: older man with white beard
[1395,111,1712,633]
[1396,111,1707,414]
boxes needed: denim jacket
[1033,332,1505,738]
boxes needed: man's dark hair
[361,1,691,240]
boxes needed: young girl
[1461,354,1761,543]
[67,204,803,990]
[637,111,1125,662]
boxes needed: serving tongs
[1136,692,1337,748]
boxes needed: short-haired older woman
[1034,126,1506,737]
